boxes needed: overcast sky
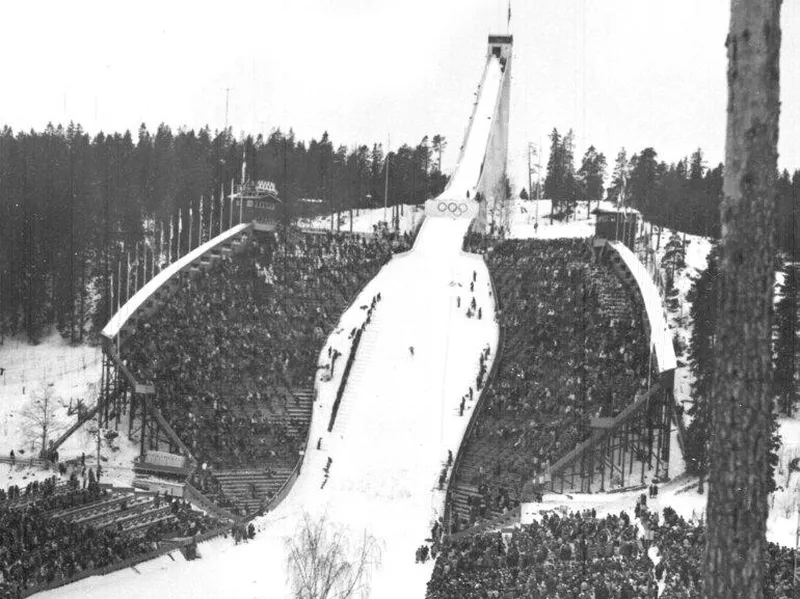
[2,0,798,189]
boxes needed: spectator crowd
[0,476,219,598]
[451,238,649,529]
[427,502,799,599]
[124,227,409,510]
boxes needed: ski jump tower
[425,33,512,233]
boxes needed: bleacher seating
[123,227,410,515]
[449,238,649,531]
[0,476,221,597]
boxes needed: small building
[231,180,281,232]
[593,206,640,251]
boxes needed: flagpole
[229,180,234,229]
[134,242,139,292]
[159,225,164,273]
[188,206,194,252]
[199,195,204,246]
[125,251,130,303]
[116,258,122,312]
[220,184,225,235]
[109,263,114,317]
[178,209,183,259]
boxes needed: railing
[261,458,301,515]
[443,252,504,536]
[328,328,363,432]
[183,481,240,522]
[0,455,53,470]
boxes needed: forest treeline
[0,123,449,343]
[540,127,799,252]
[682,248,797,484]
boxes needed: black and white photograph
[0,1,798,597]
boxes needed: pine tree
[606,148,628,205]
[577,145,607,216]
[685,245,719,482]
[774,263,798,416]
[544,128,563,217]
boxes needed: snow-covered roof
[609,240,677,374]
[101,223,252,341]
[592,201,641,216]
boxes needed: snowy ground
[505,198,596,240]
[297,203,423,235]
[0,330,102,459]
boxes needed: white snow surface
[0,331,101,458]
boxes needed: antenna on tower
[506,0,512,34]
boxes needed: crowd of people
[0,475,222,597]
[0,479,149,597]
[452,238,649,528]
[427,503,799,599]
[124,227,409,508]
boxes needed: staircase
[204,387,314,514]
[213,467,296,514]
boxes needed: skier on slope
[409,346,415,357]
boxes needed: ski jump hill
[41,31,675,599]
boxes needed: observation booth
[593,206,640,252]
[230,179,282,232]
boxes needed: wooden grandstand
[445,236,679,535]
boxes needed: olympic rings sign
[437,201,470,217]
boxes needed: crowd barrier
[328,328,363,432]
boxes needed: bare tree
[20,383,67,457]
[286,513,382,599]
[705,1,782,598]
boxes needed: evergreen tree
[685,245,719,482]
[626,148,659,215]
[774,263,798,416]
[544,128,563,213]
[577,145,607,216]
[606,148,628,205]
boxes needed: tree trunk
[705,2,781,598]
